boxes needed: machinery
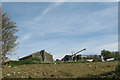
[72,48,86,57]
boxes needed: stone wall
[44,52,54,63]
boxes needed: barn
[19,50,54,63]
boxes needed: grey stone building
[19,50,54,63]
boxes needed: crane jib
[72,49,86,57]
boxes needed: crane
[72,48,86,57]
[72,48,86,61]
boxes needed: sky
[1,0,119,2]
[2,2,118,60]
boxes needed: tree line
[73,50,119,62]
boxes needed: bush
[7,60,36,67]
[19,60,36,65]
[29,57,41,63]
[7,57,42,67]
[115,64,120,76]
[93,58,102,62]
[29,57,40,61]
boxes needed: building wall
[32,52,43,62]
[44,52,54,63]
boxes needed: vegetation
[88,64,120,78]
[93,55,102,62]
[7,60,89,67]
[7,57,41,67]
[2,61,118,78]
[73,55,102,62]
[7,60,36,67]
[2,12,18,59]
[115,64,120,76]
[112,51,119,60]
[73,56,77,61]
[101,50,114,61]
[29,57,41,63]
[56,61,89,64]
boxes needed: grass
[2,61,119,78]
[59,71,73,77]
[56,61,89,64]
[6,60,89,67]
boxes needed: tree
[0,7,2,58]
[2,12,18,59]
[101,50,114,61]
[83,57,87,61]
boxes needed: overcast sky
[2,2,118,60]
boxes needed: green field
[2,61,119,78]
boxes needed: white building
[87,59,94,62]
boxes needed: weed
[60,71,73,77]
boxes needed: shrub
[19,60,36,65]
[7,57,42,67]
[7,60,36,67]
[28,76,32,79]
[115,64,120,76]
[29,57,41,63]
[8,61,19,67]
[93,58,102,62]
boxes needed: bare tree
[2,12,18,59]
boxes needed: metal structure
[71,48,86,57]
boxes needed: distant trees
[2,12,18,59]
[77,55,82,60]
[73,56,77,61]
[93,55,102,62]
[83,57,87,61]
[73,55,82,61]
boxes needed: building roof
[62,55,72,60]
[19,50,51,60]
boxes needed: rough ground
[2,61,119,78]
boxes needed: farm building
[19,50,54,63]
[62,55,73,61]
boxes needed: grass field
[2,61,119,78]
